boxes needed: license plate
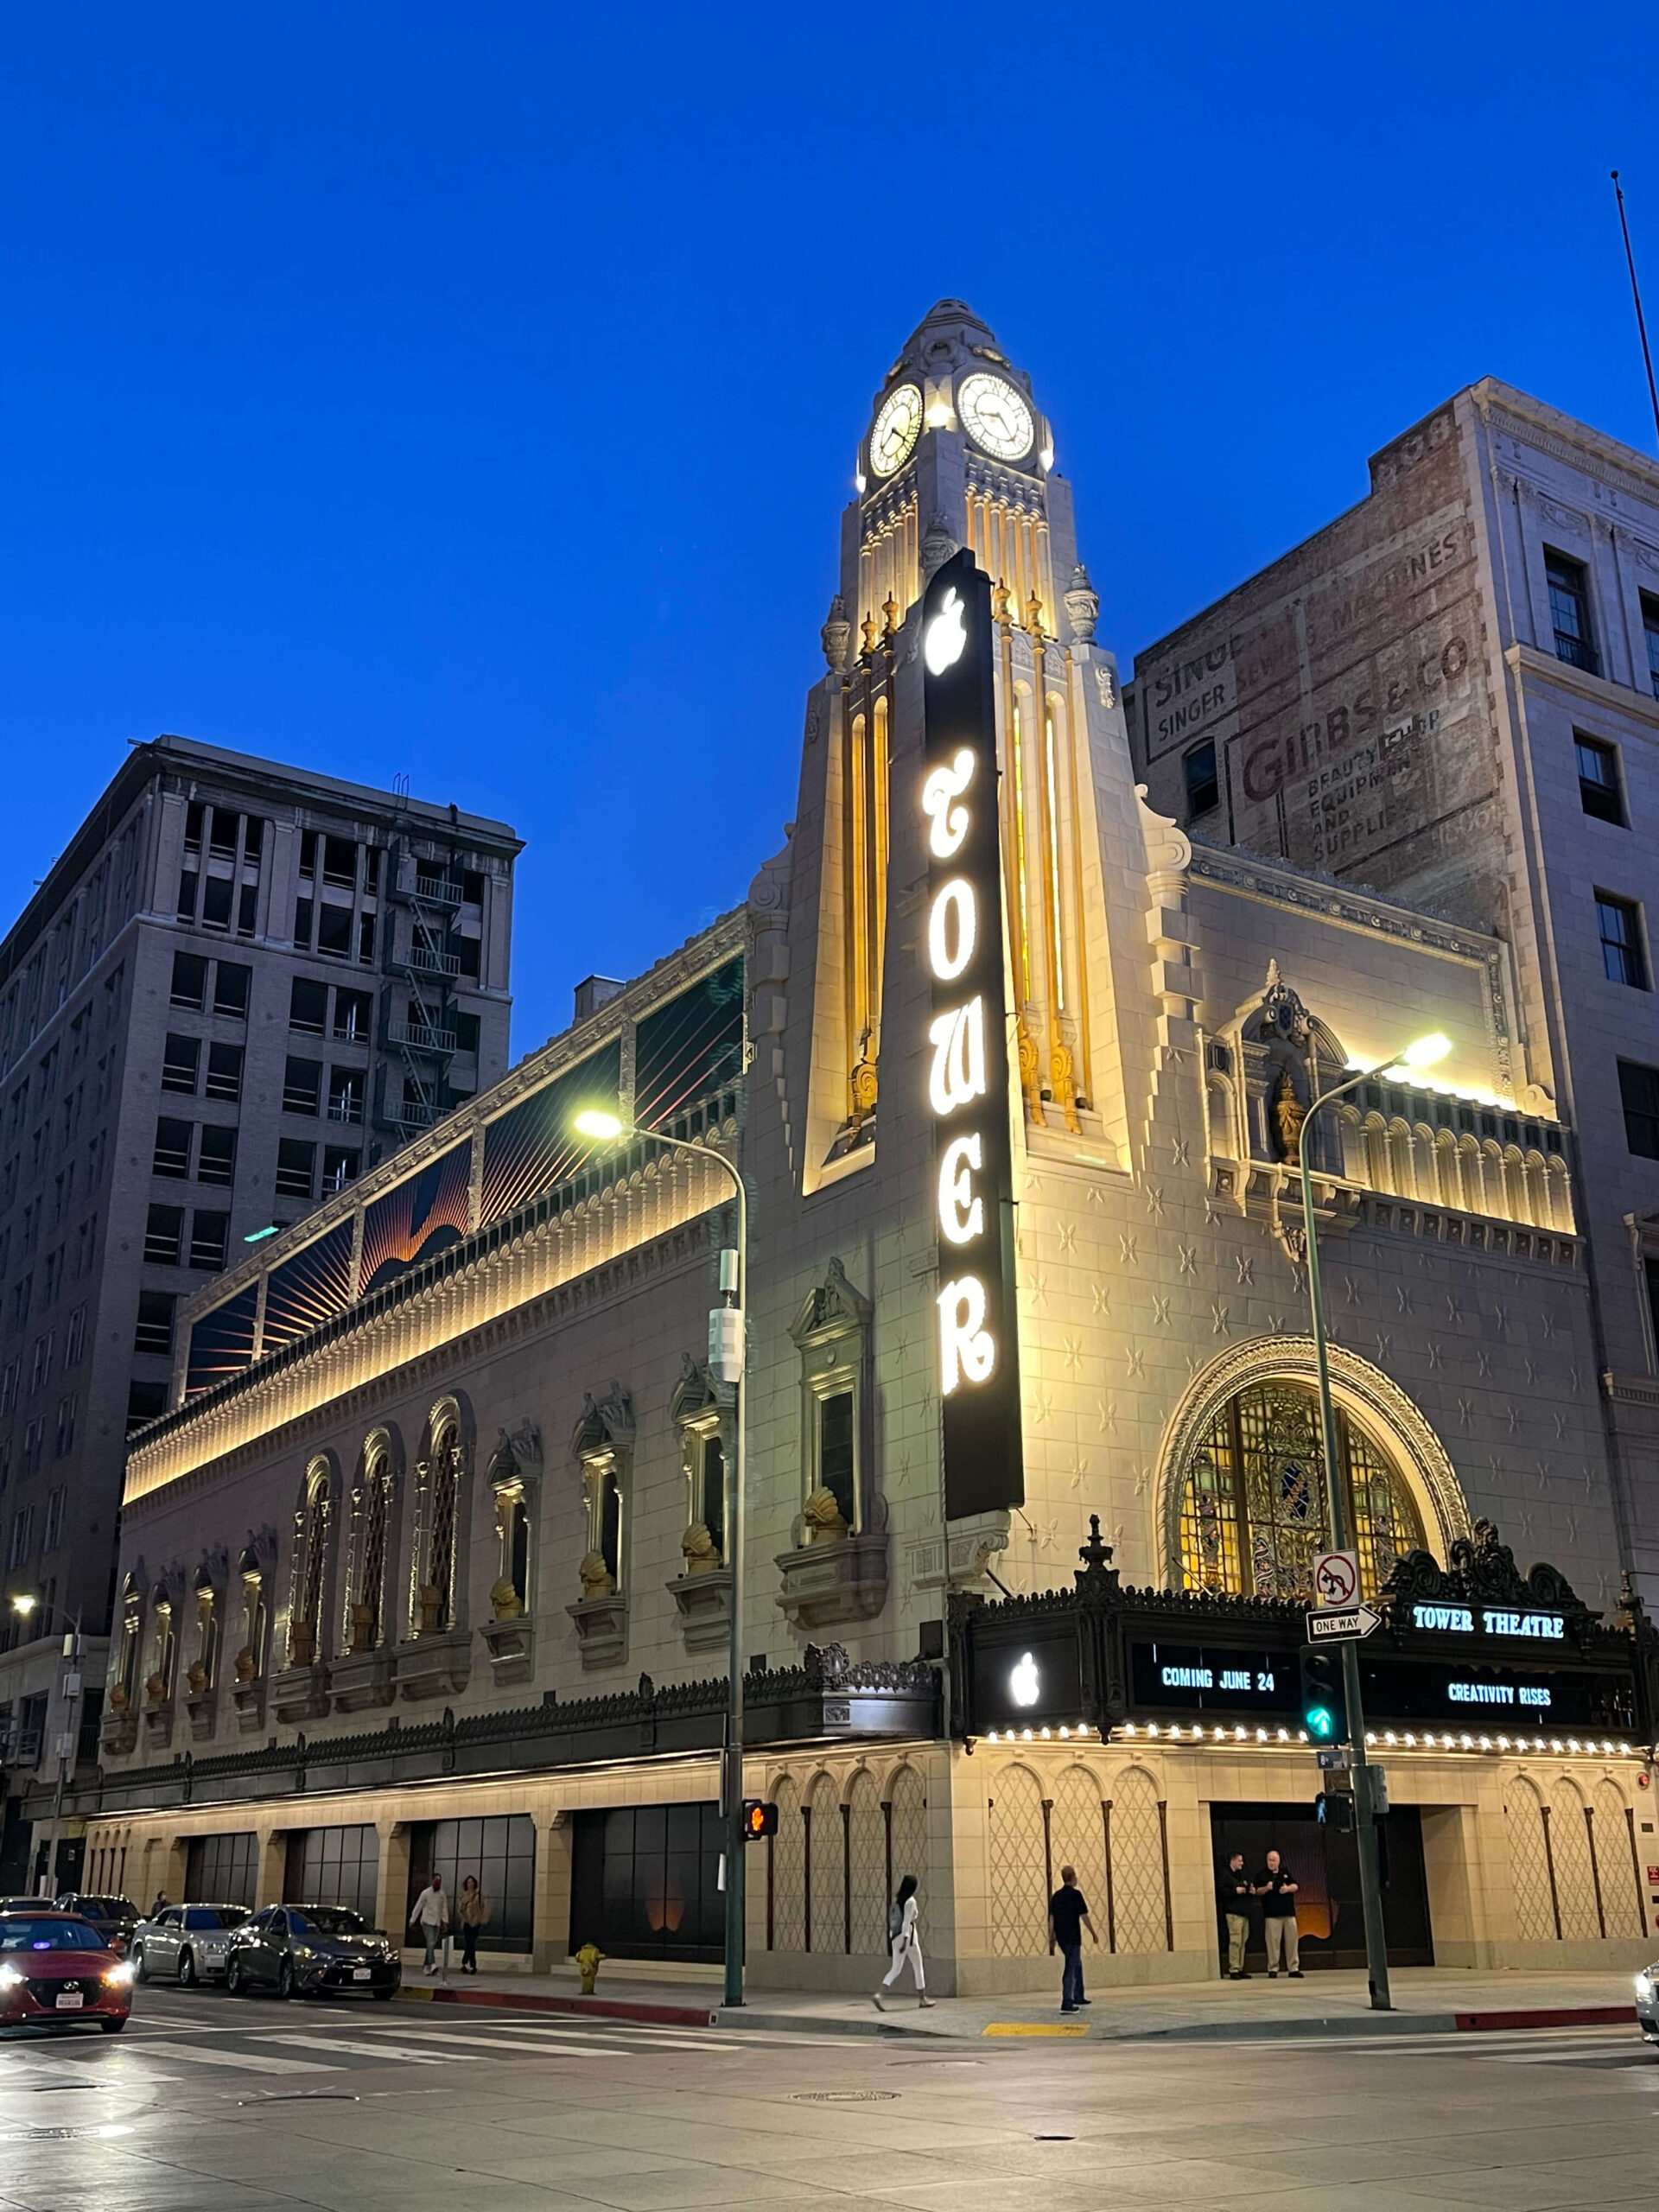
[352,1967,371,1980]
[55,1993,84,2010]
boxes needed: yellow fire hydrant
[575,1943,604,1995]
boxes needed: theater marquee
[920,549,1025,1518]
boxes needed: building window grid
[1546,550,1599,675]
[1643,595,1659,702]
[1575,736,1624,825]
[1597,893,1649,989]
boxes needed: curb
[714,2000,1640,2045]
[1454,2004,1637,2031]
[398,1984,717,2029]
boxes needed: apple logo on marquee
[1009,1652,1040,1708]
[924,588,968,675]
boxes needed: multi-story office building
[1126,384,1659,1601]
[78,314,1659,1993]
[0,734,518,1886]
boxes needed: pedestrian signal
[1315,1790,1354,1833]
[1298,1648,1347,1744]
[741,1800,779,1840]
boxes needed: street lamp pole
[574,1113,748,2007]
[1295,1031,1447,2015]
[10,1596,84,1900]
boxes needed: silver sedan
[130,1903,247,1986]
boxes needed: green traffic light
[1308,1707,1336,1739]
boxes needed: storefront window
[283,1823,378,1923]
[569,1803,723,1962]
[1178,1382,1424,1601]
[407,1815,535,1953]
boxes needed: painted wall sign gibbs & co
[918,548,1025,1519]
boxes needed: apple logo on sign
[1009,1651,1039,1708]
[925,588,967,676]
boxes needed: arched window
[346,1440,392,1653]
[1177,1381,1425,1601]
[413,1406,464,1635]
[289,1459,332,1664]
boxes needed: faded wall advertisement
[1132,404,1503,931]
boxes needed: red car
[0,1910,134,2032]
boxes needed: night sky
[7,2,1656,1057]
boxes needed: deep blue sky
[7,3,1657,1058]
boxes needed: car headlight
[289,1946,315,1963]
[1637,1971,1655,2003]
[105,1961,137,1987]
[0,1963,22,1991]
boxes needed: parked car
[225,1904,400,2000]
[1637,1961,1659,2048]
[53,1895,138,1956]
[130,1903,248,1986]
[0,1909,134,2032]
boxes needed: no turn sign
[1313,1549,1360,1609]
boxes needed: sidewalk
[396,1961,1644,2042]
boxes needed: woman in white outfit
[874,1875,935,2010]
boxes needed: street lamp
[1295,1029,1449,2014]
[10,1594,85,1901]
[571,1108,749,2009]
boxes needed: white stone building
[73,308,1657,1992]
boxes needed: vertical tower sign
[920,548,1025,1517]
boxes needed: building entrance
[1208,1801,1433,1970]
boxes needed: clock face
[957,372,1034,462]
[869,383,923,478]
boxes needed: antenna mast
[1612,171,1659,451]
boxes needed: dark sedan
[0,1911,134,2032]
[226,1904,400,1999]
[53,1894,139,1956]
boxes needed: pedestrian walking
[1253,1849,1302,1977]
[408,1872,450,1976]
[1217,1851,1254,1980]
[1046,1864,1098,2012]
[456,1874,488,1975]
[873,1875,935,2011]
[149,1891,168,1918]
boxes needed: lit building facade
[76,310,1658,1990]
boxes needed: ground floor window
[1207,1801,1432,1969]
[186,1830,258,1909]
[1179,1382,1426,1601]
[406,1815,535,1953]
[283,1824,378,1924]
[569,1803,722,1962]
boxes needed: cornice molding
[1502,640,1659,730]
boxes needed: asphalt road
[0,1984,1653,2210]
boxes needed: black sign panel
[1357,1653,1636,1733]
[1129,1642,1297,1719]
[969,1621,1083,1732]
[920,548,1024,1518]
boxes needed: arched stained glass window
[1177,1382,1424,1601]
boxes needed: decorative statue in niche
[1273,1069,1306,1160]
[289,1620,317,1666]
[803,1486,849,1545]
[234,1647,257,1682]
[680,1522,721,1576]
[415,1583,445,1636]
[187,1661,208,1694]
[145,1671,167,1703]
[347,1599,376,1653]
[577,1549,615,1600]
[490,1574,524,1620]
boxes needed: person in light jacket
[455,1874,489,1975]
[873,1875,935,2012]
[408,1873,450,1976]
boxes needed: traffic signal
[1299,1648,1347,1744]
[741,1800,778,1841]
[1314,1790,1354,1833]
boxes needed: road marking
[982,2023,1089,2037]
[251,2033,486,2064]
[382,2018,735,2053]
[359,2024,627,2059]
[118,2040,342,2074]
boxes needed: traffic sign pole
[1300,1096,1393,2013]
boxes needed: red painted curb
[397,1984,716,2028]
[1454,2005,1637,2031]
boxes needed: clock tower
[805,300,1125,1178]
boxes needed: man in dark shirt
[1217,1851,1253,1979]
[1254,1849,1302,1977]
[1047,1864,1099,2012]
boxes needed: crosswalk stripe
[381,2018,728,2050]
[251,2033,486,2064]
[118,2039,342,2074]
[354,2024,626,2060]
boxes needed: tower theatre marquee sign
[920,549,1024,1518]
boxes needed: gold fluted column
[1030,594,1079,1131]
[995,582,1044,1126]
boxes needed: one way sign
[1306,1605,1381,1643]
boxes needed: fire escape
[378,840,465,1145]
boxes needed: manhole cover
[0,2124,134,2142]
[1033,2133,1076,2140]
[791,2090,899,2103]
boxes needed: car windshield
[0,1917,102,1952]
[188,1907,245,1929]
[289,1909,368,1936]
[77,1897,136,1922]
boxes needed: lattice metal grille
[988,1764,1047,1956]
[771,1777,804,1952]
[428,1434,458,1629]
[1109,1769,1167,1954]
[806,1776,842,1955]
[1548,1783,1600,1941]
[1049,1765,1108,1919]
[355,1465,388,1646]
[1594,1782,1643,1939]
[846,1770,887,1956]
[1504,1781,1556,1942]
